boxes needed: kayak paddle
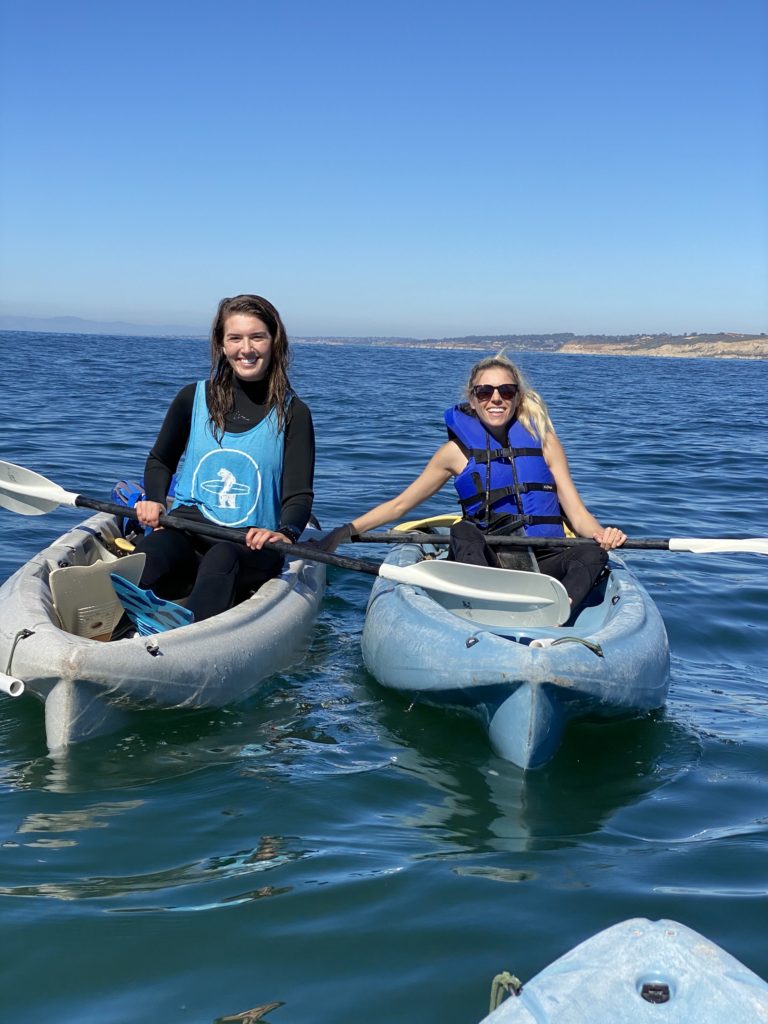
[0,460,566,612]
[347,531,768,557]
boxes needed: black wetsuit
[135,377,314,621]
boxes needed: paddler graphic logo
[190,448,262,527]
[207,468,244,510]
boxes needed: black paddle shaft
[355,530,673,551]
[73,496,382,577]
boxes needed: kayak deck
[479,918,768,1022]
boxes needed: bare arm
[348,441,463,534]
[543,432,626,550]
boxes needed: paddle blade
[669,537,768,556]
[0,460,78,516]
[379,559,571,626]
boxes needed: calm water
[1,332,767,1023]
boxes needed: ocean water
[0,332,766,1023]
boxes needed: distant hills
[0,314,207,337]
[1,315,765,358]
[293,331,768,359]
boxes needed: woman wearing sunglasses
[318,354,625,609]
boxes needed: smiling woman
[317,354,625,611]
[221,313,274,382]
[128,294,316,626]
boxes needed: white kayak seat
[50,553,146,641]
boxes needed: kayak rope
[489,971,524,1011]
[5,627,35,676]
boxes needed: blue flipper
[110,573,194,635]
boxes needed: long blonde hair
[465,354,554,441]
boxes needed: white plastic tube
[0,672,25,697]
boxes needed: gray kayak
[479,918,768,1022]
[362,537,670,769]
[0,511,325,752]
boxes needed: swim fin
[110,573,194,636]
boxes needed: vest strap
[467,445,543,463]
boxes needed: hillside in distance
[295,331,767,359]
[1,315,764,358]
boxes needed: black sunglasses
[472,383,519,401]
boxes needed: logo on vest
[201,468,250,510]
[191,449,263,527]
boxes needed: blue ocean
[1,332,766,1023]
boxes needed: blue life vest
[445,404,565,537]
[171,381,286,529]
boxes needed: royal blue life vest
[445,404,565,537]
[171,381,286,529]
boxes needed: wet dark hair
[208,294,291,437]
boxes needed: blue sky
[1,0,766,336]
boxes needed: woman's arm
[249,393,315,552]
[543,432,626,549]
[349,441,463,534]
[143,384,196,503]
[136,384,195,528]
[278,399,315,534]
[246,399,315,550]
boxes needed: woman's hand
[245,527,293,551]
[134,500,166,529]
[310,523,353,554]
[593,526,627,550]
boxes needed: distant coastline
[292,331,768,360]
[0,315,765,359]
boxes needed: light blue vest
[171,381,285,529]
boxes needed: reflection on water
[0,832,309,905]
[381,699,699,858]
[16,801,144,833]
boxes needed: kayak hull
[0,512,325,751]
[479,918,768,1022]
[362,540,669,769]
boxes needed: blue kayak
[361,537,670,769]
[478,918,768,1022]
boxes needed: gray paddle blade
[0,460,78,515]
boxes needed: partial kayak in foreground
[0,511,325,752]
[478,918,768,1022]
[362,529,670,769]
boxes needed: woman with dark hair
[319,354,624,610]
[132,294,315,622]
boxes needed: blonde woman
[319,355,625,609]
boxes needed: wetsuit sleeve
[143,384,196,503]
[279,398,315,535]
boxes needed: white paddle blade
[379,560,571,626]
[669,537,768,556]
[0,461,79,516]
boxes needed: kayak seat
[50,553,146,641]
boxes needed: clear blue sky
[1,0,766,337]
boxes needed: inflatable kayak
[0,510,325,752]
[479,918,768,1022]
[361,531,670,769]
